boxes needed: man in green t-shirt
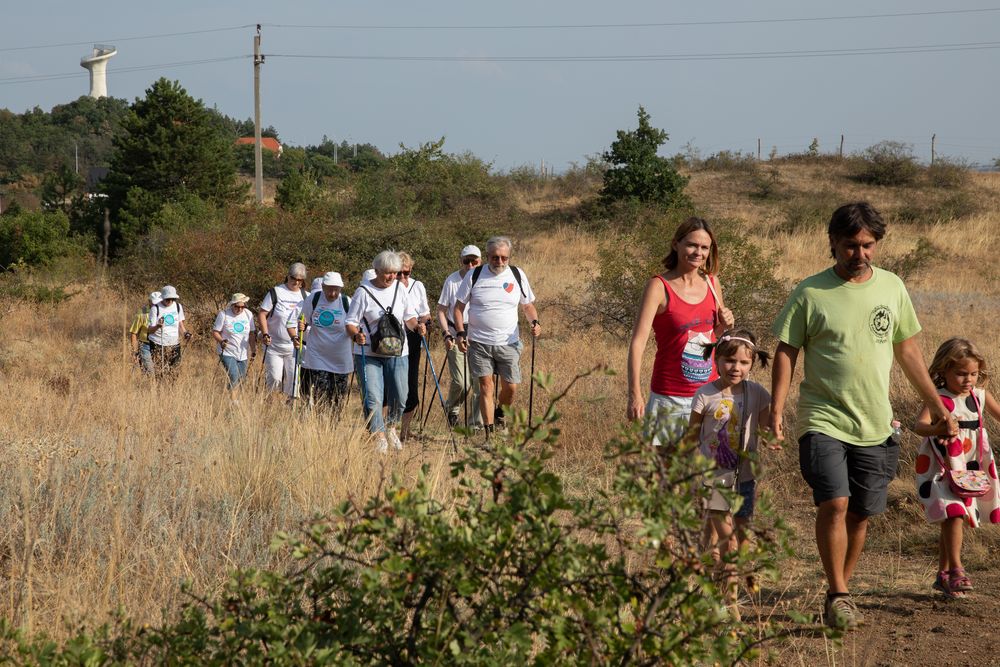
[770,202,956,630]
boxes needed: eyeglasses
[490,255,509,262]
[399,270,412,277]
[233,303,245,308]
[462,256,480,265]
[292,277,305,283]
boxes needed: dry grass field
[1,161,998,664]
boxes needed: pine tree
[600,106,687,208]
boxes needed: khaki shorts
[468,340,522,384]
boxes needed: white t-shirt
[289,293,353,374]
[455,266,535,346]
[437,270,471,336]
[260,284,305,353]
[213,307,256,361]
[402,278,431,319]
[147,302,185,346]
[346,280,417,358]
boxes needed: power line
[263,7,1000,30]
[265,40,1000,63]
[0,56,248,86]
[0,25,254,53]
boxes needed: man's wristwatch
[455,331,467,339]
[531,319,540,327]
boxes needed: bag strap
[703,272,722,312]
[341,294,350,312]
[470,265,527,299]
[971,390,986,469]
[264,286,278,318]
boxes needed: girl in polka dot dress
[914,338,1000,598]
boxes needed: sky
[2,1,1000,171]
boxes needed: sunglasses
[462,256,480,265]
[490,255,509,262]
[400,270,412,277]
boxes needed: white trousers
[264,348,296,396]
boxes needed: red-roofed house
[235,136,283,156]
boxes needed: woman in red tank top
[627,218,735,426]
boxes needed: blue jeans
[138,342,154,374]
[220,355,248,390]
[355,354,408,433]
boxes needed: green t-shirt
[771,266,920,446]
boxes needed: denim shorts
[644,393,693,446]
[799,431,899,517]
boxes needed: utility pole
[931,133,936,165]
[839,134,844,159]
[253,24,264,204]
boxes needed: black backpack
[311,290,350,313]
[360,282,405,356]
[264,285,308,320]
[470,265,526,298]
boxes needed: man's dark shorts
[799,432,900,517]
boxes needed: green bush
[0,372,799,664]
[849,141,919,186]
[0,209,83,268]
[893,191,980,225]
[600,106,688,209]
[926,158,969,189]
[701,150,758,174]
[880,237,938,280]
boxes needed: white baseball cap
[149,291,162,305]
[460,245,481,258]
[322,271,344,287]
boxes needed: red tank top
[649,275,719,397]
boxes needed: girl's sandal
[934,570,967,599]
[949,567,974,592]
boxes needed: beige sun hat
[228,292,250,306]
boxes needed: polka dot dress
[915,388,1000,527]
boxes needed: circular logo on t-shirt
[164,314,176,326]
[233,321,245,334]
[869,305,892,343]
[318,310,335,327]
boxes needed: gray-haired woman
[345,251,427,453]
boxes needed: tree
[38,163,84,214]
[103,78,245,250]
[600,106,688,208]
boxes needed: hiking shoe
[375,434,389,454]
[387,428,403,451]
[824,594,861,630]
[447,412,459,428]
[494,407,507,430]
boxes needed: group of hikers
[625,202,1000,627]
[128,236,541,453]
[126,202,1000,629]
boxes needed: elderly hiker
[346,251,426,452]
[397,252,433,442]
[258,262,308,396]
[626,217,734,443]
[437,245,484,430]
[454,236,540,438]
[287,271,353,409]
[770,202,957,630]
[212,293,257,391]
[129,290,160,374]
[146,285,191,376]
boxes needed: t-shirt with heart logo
[455,265,536,346]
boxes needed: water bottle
[890,420,903,444]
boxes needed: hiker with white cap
[129,290,161,374]
[454,236,541,438]
[257,262,309,396]
[345,250,426,452]
[286,271,353,408]
[212,293,257,391]
[146,285,191,376]
[397,252,433,442]
[437,244,484,429]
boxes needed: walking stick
[463,348,469,434]
[420,334,458,453]
[418,340,429,433]
[292,314,305,400]
[528,334,537,427]
[420,353,448,431]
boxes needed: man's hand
[769,411,784,442]
[529,319,541,338]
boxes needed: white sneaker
[375,434,389,454]
[387,427,403,451]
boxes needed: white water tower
[80,44,117,98]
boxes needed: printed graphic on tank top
[681,330,713,383]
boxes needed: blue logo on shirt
[164,314,176,325]
[318,311,335,327]
[233,321,245,333]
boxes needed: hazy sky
[3,1,999,170]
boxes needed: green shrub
[849,141,919,186]
[600,106,688,209]
[926,158,969,189]
[0,209,82,268]
[880,237,938,279]
[893,191,979,225]
[701,150,758,174]
[0,372,800,664]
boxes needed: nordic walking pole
[463,348,470,439]
[528,334,537,428]
[292,314,305,401]
[418,339,429,434]
[420,352,447,431]
[420,334,458,453]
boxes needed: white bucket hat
[149,291,162,305]
[310,277,323,292]
[322,271,344,287]
[228,292,250,306]
[160,285,179,300]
